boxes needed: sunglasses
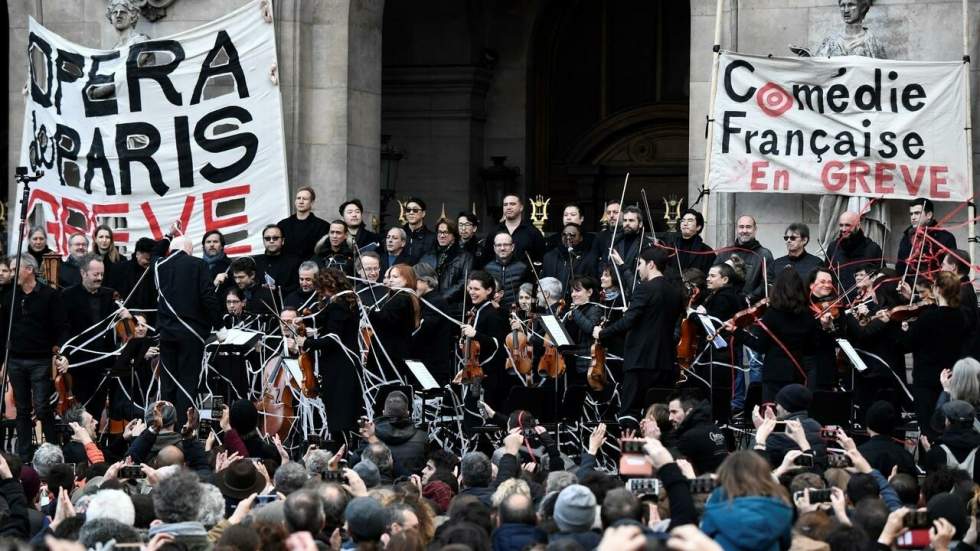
[404,207,422,213]
[264,236,282,241]
[783,235,801,241]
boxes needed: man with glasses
[419,220,473,318]
[402,197,436,263]
[60,233,90,288]
[355,251,384,308]
[824,211,882,298]
[483,232,530,310]
[457,212,488,268]
[278,186,330,260]
[254,224,302,296]
[482,194,546,265]
[771,223,824,282]
[542,222,596,297]
[661,209,716,275]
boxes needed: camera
[827,454,852,468]
[119,465,146,479]
[904,510,930,529]
[626,478,661,501]
[820,425,842,439]
[794,453,814,467]
[618,439,653,477]
[689,478,719,494]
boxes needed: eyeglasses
[264,235,282,241]
[783,235,801,241]
[561,233,580,238]
[458,222,474,228]
[437,231,452,236]
[404,208,422,213]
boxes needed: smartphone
[896,529,931,549]
[689,478,719,494]
[771,422,787,434]
[210,396,224,419]
[827,454,852,468]
[820,425,842,439]
[198,419,212,440]
[794,453,814,467]
[904,510,930,529]
[619,439,653,477]
[794,488,832,503]
[626,478,661,500]
[119,465,145,479]
[255,494,277,505]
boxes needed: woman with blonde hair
[700,451,793,551]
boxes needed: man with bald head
[715,215,774,301]
[155,226,221,425]
[824,211,882,298]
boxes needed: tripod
[0,167,44,452]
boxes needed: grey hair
[32,443,64,479]
[14,254,38,274]
[67,233,90,247]
[79,518,139,548]
[950,357,980,405]
[86,489,135,527]
[413,262,439,289]
[539,277,563,303]
[460,452,492,488]
[519,283,534,297]
[152,469,203,523]
[362,443,393,476]
[299,261,320,274]
[545,471,578,494]
[197,483,226,528]
[79,252,104,273]
[305,449,333,477]
[387,227,407,241]
[28,225,47,239]
[274,462,310,495]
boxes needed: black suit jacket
[61,285,118,364]
[600,276,684,373]
[155,251,220,341]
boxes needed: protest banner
[707,52,969,202]
[14,0,288,256]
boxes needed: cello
[505,305,533,384]
[257,315,301,439]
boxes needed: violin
[676,284,701,371]
[537,299,567,379]
[459,309,484,384]
[51,347,76,416]
[505,305,533,384]
[728,298,769,330]
[112,291,137,343]
[810,294,841,320]
[296,308,319,398]
[588,314,607,392]
[880,299,934,323]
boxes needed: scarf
[202,251,228,269]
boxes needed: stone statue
[792,0,890,251]
[106,0,150,49]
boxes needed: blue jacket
[701,489,793,551]
[492,523,546,551]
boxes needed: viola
[505,305,533,384]
[588,313,607,392]
[296,309,318,398]
[676,284,701,371]
[459,309,484,384]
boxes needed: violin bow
[525,252,556,317]
[606,173,631,308]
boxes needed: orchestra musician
[459,271,509,408]
[0,254,69,460]
[412,263,455,386]
[285,261,320,311]
[354,252,384,309]
[593,247,684,421]
[808,267,844,391]
[300,268,363,439]
[369,264,421,373]
[563,276,603,389]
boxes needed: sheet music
[405,360,440,391]
[539,314,573,347]
[835,339,868,372]
[698,314,727,349]
[224,328,262,346]
[283,358,305,384]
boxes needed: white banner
[708,52,970,202]
[15,0,289,256]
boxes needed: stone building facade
[5,0,979,259]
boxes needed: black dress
[368,290,416,374]
[305,299,363,435]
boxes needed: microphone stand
[1,168,43,450]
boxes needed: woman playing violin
[879,271,965,439]
[459,271,509,409]
[731,269,821,401]
[368,264,420,373]
[300,268,362,438]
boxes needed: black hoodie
[673,401,728,474]
[373,416,428,475]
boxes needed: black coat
[905,306,965,389]
[599,276,684,373]
[925,426,980,483]
[470,301,510,398]
[61,285,118,365]
[369,291,417,372]
[351,226,381,253]
[314,244,354,276]
[661,232,716,275]
[277,213,330,260]
[111,256,157,317]
[253,252,302,295]
[744,308,820,384]
[771,252,824,283]
[542,245,597,298]
[715,239,774,300]
[374,416,428,475]
[412,291,455,385]
[859,434,917,476]
[155,251,220,341]
[305,299,363,433]
[461,237,490,269]
[403,224,437,264]
[825,231,883,297]
[562,303,602,373]
[482,258,529,311]
[0,282,69,359]
[896,220,957,282]
[674,401,728,475]
[202,253,231,281]
[602,232,654,291]
[419,245,473,318]
[379,250,413,275]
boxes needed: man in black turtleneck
[771,222,824,282]
[277,186,330,260]
[662,208,716,276]
[715,215,774,302]
[542,222,596,299]
[253,224,302,295]
[340,199,380,253]
[824,211,882,299]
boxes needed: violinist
[369,264,421,373]
[512,278,564,377]
[731,269,820,401]
[879,271,965,439]
[61,254,123,419]
[0,254,69,460]
[516,283,535,320]
[593,247,684,419]
[300,268,363,438]
[940,250,979,359]
[807,267,844,391]
[285,261,320,311]
[563,276,603,390]
[411,264,455,385]
[690,263,745,384]
[842,265,906,411]
[459,271,509,408]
